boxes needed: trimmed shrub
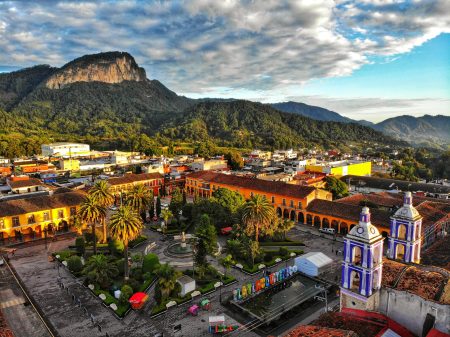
[124,278,140,293]
[67,255,83,273]
[142,253,160,274]
[130,268,143,282]
[75,237,85,255]
[278,247,289,258]
[119,285,133,305]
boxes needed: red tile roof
[187,171,317,199]
[312,312,384,337]
[382,259,448,302]
[284,325,357,337]
[0,191,86,217]
[107,173,163,186]
[8,178,43,189]
[306,199,391,228]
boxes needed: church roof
[347,207,383,244]
[392,191,421,221]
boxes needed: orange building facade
[186,171,332,218]
[108,173,164,196]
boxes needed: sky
[0,0,449,122]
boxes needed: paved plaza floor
[5,223,344,337]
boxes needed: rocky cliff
[44,51,146,89]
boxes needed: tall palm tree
[125,184,152,215]
[83,254,118,289]
[90,180,114,243]
[109,205,143,280]
[277,219,295,240]
[78,194,106,255]
[241,194,276,244]
[156,263,181,299]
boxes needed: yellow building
[59,159,80,171]
[306,160,371,177]
[0,191,86,243]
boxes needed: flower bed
[129,235,148,248]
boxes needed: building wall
[0,204,79,239]
[59,159,80,171]
[306,162,371,177]
[41,143,90,157]
[109,178,164,196]
[378,288,450,337]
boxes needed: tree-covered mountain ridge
[0,51,405,158]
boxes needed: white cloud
[0,0,448,98]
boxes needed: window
[298,202,302,209]
[271,196,275,204]
[12,217,20,227]
[43,212,50,221]
[28,214,35,224]
[282,198,286,206]
[58,210,64,219]
[290,200,294,208]
[70,207,77,217]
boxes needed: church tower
[340,207,384,311]
[387,191,422,264]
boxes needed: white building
[191,159,227,172]
[274,149,298,160]
[41,143,90,158]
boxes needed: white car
[319,228,335,235]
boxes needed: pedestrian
[335,250,338,256]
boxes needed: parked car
[319,228,335,235]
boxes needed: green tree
[83,254,118,289]
[89,180,114,243]
[160,209,173,225]
[155,263,181,299]
[109,206,144,280]
[276,219,295,241]
[195,214,217,254]
[78,194,106,255]
[241,194,276,244]
[156,197,162,217]
[142,253,160,274]
[224,151,244,170]
[211,188,245,217]
[125,184,152,215]
[324,176,349,199]
[75,237,85,256]
[119,284,134,305]
[219,254,234,278]
[169,187,184,219]
[247,240,260,267]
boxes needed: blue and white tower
[340,207,384,310]
[387,191,422,264]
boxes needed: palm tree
[83,254,118,289]
[78,194,106,255]
[89,180,114,243]
[160,209,173,234]
[125,184,152,215]
[241,194,276,244]
[155,263,181,299]
[277,219,295,241]
[109,205,143,280]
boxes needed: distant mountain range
[0,50,443,154]
[272,101,450,148]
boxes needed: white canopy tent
[294,252,333,276]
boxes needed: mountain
[161,100,401,149]
[44,52,146,89]
[271,101,354,123]
[0,51,405,158]
[373,115,450,148]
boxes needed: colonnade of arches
[275,206,390,237]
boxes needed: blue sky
[0,0,449,122]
